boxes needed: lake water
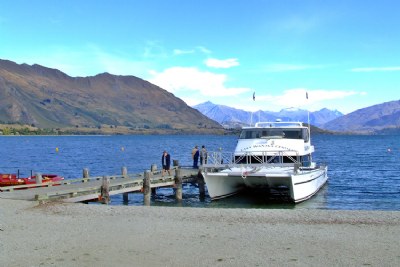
[1,134,399,211]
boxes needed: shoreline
[1,198,400,266]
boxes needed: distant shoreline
[1,123,397,136]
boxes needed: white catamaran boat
[201,121,328,203]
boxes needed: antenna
[306,91,312,163]
[306,91,311,141]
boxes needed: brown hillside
[0,59,223,134]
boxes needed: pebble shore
[1,198,399,266]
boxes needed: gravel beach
[1,198,399,267]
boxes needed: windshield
[239,128,309,141]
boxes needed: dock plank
[0,167,201,203]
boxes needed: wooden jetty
[0,163,204,204]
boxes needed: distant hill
[323,100,400,133]
[0,59,223,134]
[193,101,343,128]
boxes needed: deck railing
[201,150,301,169]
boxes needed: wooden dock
[0,165,204,204]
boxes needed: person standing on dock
[200,145,208,165]
[161,150,171,177]
[192,145,199,169]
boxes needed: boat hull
[202,165,328,203]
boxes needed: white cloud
[205,58,239,69]
[196,46,212,54]
[10,45,153,77]
[351,66,400,72]
[148,67,250,97]
[142,41,168,59]
[180,96,206,106]
[263,63,323,72]
[173,49,195,55]
[90,48,151,76]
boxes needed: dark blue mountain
[323,100,400,133]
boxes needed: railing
[202,150,301,169]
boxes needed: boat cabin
[239,124,309,142]
[235,122,312,166]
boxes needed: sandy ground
[1,198,399,267]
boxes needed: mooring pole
[122,167,129,202]
[121,166,128,178]
[101,176,110,204]
[197,170,205,200]
[36,173,42,184]
[83,168,89,182]
[151,164,157,173]
[123,193,129,203]
[143,170,151,206]
[175,168,182,201]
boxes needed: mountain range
[193,100,400,134]
[193,101,343,128]
[0,59,223,134]
[1,58,399,135]
[322,100,400,133]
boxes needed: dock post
[123,193,129,203]
[122,167,129,202]
[101,176,110,204]
[173,160,179,167]
[122,166,128,178]
[151,164,157,173]
[197,170,205,200]
[150,164,158,193]
[143,170,151,206]
[36,173,42,184]
[174,168,182,201]
[83,168,89,182]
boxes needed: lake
[1,134,399,211]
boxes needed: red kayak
[0,174,25,186]
[0,173,64,187]
[24,174,64,185]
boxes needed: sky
[1,0,400,114]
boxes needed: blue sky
[1,0,399,114]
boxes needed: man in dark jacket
[161,151,171,176]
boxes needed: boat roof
[243,121,305,129]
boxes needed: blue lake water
[1,134,399,211]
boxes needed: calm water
[1,134,399,211]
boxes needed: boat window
[301,155,311,167]
[239,129,305,139]
[302,128,309,142]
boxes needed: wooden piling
[36,173,42,184]
[123,193,129,203]
[151,164,157,172]
[143,170,151,206]
[83,168,89,182]
[122,167,129,202]
[100,176,110,204]
[122,166,128,178]
[175,168,182,201]
[173,160,179,167]
[197,170,205,198]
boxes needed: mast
[306,91,312,162]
